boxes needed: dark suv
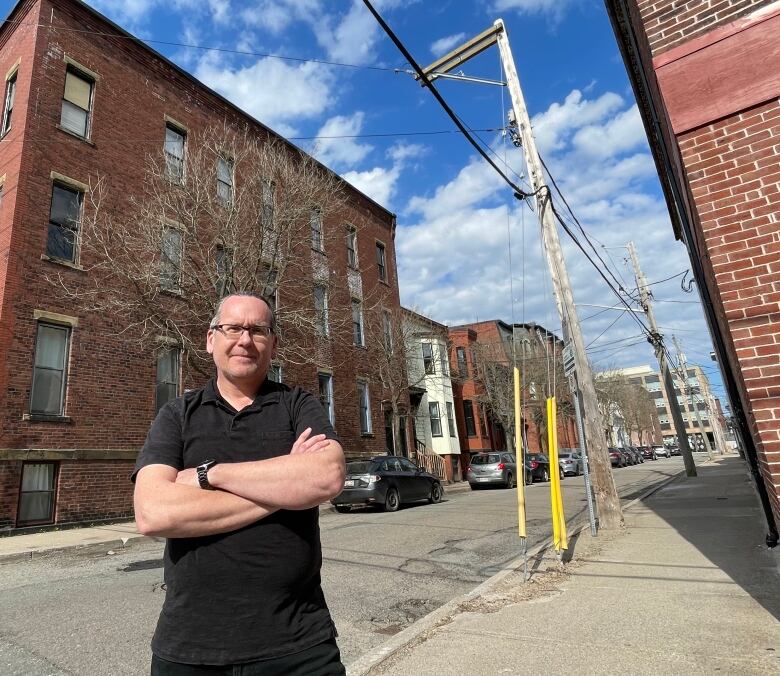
[331,456,443,513]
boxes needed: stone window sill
[23,414,73,423]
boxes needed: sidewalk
[0,481,474,564]
[349,456,780,675]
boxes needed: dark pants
[151,640,345,676]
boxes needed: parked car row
[466,451,565,490]
[608,445,679,467]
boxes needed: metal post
[573,386,598,536]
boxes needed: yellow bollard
[548,397,568,551]
[514,366,526,539]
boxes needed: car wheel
[559,468,564,481]
[334,505,351,513]
[469,483,480,491]
[429,482,443,503]
[541,467,550,482]
[525,471,533,485]
[505,472,515,489]
[384,488,400,512]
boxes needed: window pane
[31,369,64,414]
[50,185,81,227]
[165,126,185,159]
[64,71,91,109]
[21,463,55,491]
[217,157,232,183]
[35,325,68,369]
[60,100,88,136]
[156,350,176,382]
[19,492,54,523]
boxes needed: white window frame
[422,342,435,374]
[438,343,449,376]
[446,401,457,437]
[429,401,442,437]
[60,66,94,138]
[1,69,16,135]
[30,321,71,416]
[352,299,364,347]
[318,372,335,425]
[358,380,372,435]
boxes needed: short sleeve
[290,387,340,444]
[131,401,185,482]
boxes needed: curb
[0,533,156,565]
[346,466,686,676]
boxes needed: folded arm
[183,429,346,510]
[134,464,277,538]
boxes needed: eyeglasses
[212,324,274,340]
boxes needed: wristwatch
[196,459,218,490]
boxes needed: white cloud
[430,33,466,57]
[572,105,647,158]
[387,141,427,163]
[240,0,323,33]
[194,54,335,136]
[343,165,401,207]
[313,112,373,169]
[491,0,576,22]
[207,0,231,23]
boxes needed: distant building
[402,309,461,482]
[618,365,723,450]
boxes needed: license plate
[476,477,490,482]
[344,479,355,487]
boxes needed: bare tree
[47,123,359,376]
[595,370,631,445]
[622,383,658,445]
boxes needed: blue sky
[2,0,727,402]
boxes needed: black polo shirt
[133,378,340,666]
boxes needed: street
[0,458,684,675]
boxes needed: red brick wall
[0,461,22,528]
[55,461,135,524]
[0,0,400,527]
[678,98,780,520]
[637,0,775,56]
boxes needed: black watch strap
[197,460,218,490]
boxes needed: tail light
[531,461,539,469]
[497,463,505,470]
[367,475,381,484]
[466,466,472,473]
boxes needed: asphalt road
[0,457,686,675]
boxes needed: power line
[361,0,531,199]
[585,311,629,349]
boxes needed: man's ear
[206,329,215,355]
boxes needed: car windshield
[346,461,375,474]
[559,453,573,459]
[527,454,546,461]
[472,454,501,465]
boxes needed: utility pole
[627,242,696,476]
[493,21,622,529]
[673,336,715,462]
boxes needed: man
[133,293,346,675]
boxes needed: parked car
[467,452,520,489]
[608,447,626,467]
[631,447,645,464]
[526,453,564,482]
[558,451,583,476]
[653,445,670,458]
[641,446,657,461]
[331,456,443,513]
[668,445,681,456]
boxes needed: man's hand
[291,428,331,455]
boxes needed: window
[399,458,418,472]
[216,155,233,203]
[17,462,57,526]
[164,124,186,182]
[311,208,323,251]
[456,347,468,377]
[160,227,182,292]
[358,381,372,434]
[314,284,328,336]
[352,300,364,347]
[382,311,393,354]
[463,399,476,437]
[46,183,82,263]
[1,71,16,135]
[470,348,479,374]
[261,266,278,313]
[422,342,435,374]
[215,244,232,297]
[268,363,282,383]
[156,347,180,413]
[439,344,449,376]
[376,241,387,282]
[429,401,442,437]
[60,67,93,138]
[318,372,334,425]
[446,401,456,437]
[346,226,357,267]
[261,179,274,230]
[31,323,70,416]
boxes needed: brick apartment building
[0,0,401,531]
[448,320,579,477]
[605,0,780,541]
